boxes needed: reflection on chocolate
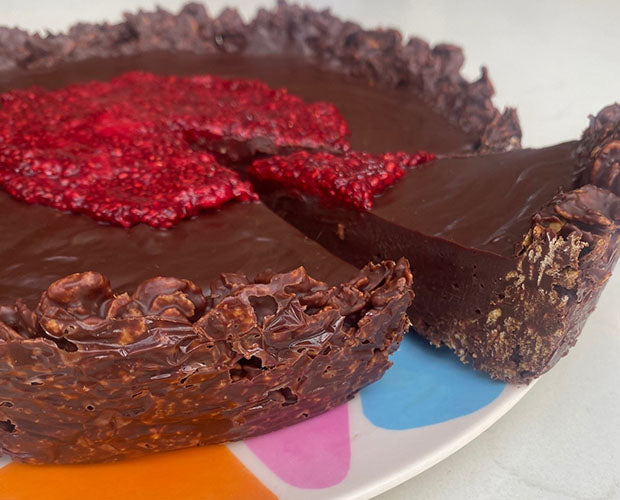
[372,143,578,256]
[0,196,358,306]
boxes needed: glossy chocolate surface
[0,194,361,305]
[373,142,579,256]
[0,53,474,306]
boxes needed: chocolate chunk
[577,104,620,195]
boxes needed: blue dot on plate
[361,332,506,430]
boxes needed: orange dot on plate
[0,445,276,500]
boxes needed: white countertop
[3,1,619,498]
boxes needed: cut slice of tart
[251,106,620,383]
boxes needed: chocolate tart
[0,1,617,463]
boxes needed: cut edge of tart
[251,105,620,383]
[418,105,620,381]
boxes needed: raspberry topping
[0,71,350,227]
[250,151,436,210]
[157,73,351,154]
[0,96,255,227]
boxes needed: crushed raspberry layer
[0,71,350,228]
[250,151,436,210]
[111,71,350,152]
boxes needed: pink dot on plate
[246,405,351,489]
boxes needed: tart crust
[0,260,412,463]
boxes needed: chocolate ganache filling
[0,52,475,304]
